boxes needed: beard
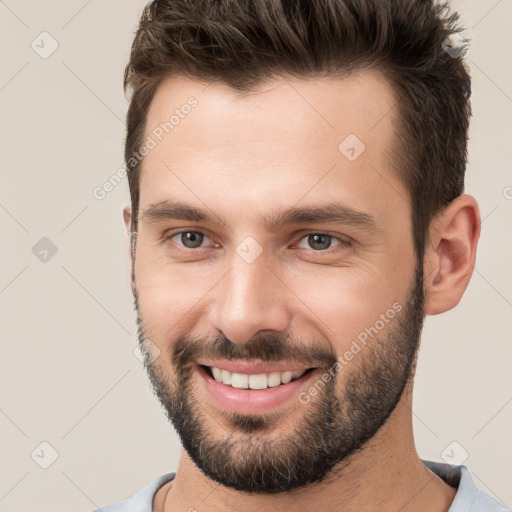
[133,264,425,494]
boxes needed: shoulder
[423,460,510,512]
[89,472,176,512]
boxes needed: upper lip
[197,359,313,375]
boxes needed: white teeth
[291,370,304,379]
[267,372,281,388]
[208,366,307,389]
[211,367,222,382]
[230,373,249,389]
[248,373,268,389]
[281,371,292,384]
[221,369,231,385]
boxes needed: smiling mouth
[200,365,316,390]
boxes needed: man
[92,0,509,511]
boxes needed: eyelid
[293,230,352,244]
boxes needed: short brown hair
[124,0,471,258]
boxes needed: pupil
[309,234,330,250]
[182,232,203,248]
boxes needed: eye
[162,230,351,254]
[295,233,351,252]
[165,230,213,250]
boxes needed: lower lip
[197,365,318,414]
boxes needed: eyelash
[162,230,352,254]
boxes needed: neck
[156,383,456,512]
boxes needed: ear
[122,206,135,290]
[423,194,481,315]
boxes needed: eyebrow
[140,200,379,233]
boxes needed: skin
[123,70,480,512]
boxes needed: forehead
[144,70,398,152]
[138,70,406,228]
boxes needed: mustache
[171,333,337,370]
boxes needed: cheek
[134,255,222,339]
[288,265,407,353]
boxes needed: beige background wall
[0,1,510,510]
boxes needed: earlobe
[423,194,481,316]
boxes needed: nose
[207,253,291,345]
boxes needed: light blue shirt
[90,460,510,511]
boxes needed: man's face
[128,71,423,493]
